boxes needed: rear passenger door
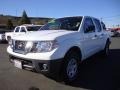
[93,18,106,50]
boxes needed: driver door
[82,17,98,58]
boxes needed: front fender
[50,38,85,60]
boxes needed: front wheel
[62,51,81,83]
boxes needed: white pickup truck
[7,16,111,82]
[5,24,43,41]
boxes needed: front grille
[13,40,27,54]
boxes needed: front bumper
[7,46,63,60]
[9,55,63,76]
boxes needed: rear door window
[21,27,26,32]
[101,22,106,30]
[94,19,102,32]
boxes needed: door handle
[101,33,104,36]
[94,34,98,37]
[99,33,104,38]
[92,35,98,39]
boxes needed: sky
[0,0,120,28]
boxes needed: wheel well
[65,46,82,60]
[7,36,11,41]
[106,38,110,44]
[7,36,11,39]
[103,38,110,49]
[60,46,82,78]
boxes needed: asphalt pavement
[0,37,120,90]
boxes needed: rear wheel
[101,41,110,57]
[62,50,81,83]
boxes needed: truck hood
[12,30,76,41]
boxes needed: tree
[6,19,13,30]
[19,10,31,25]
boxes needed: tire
[62,50,81,83]
[101,41,110,57]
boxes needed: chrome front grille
[13,40,27,54]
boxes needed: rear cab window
[20,27,26,32]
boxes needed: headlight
[31,40,58,53]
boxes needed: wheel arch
[60,46,82,82]
[64,46,82,61]
[7,36,11,42]
[106,38,111,45]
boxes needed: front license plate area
[14,60,22,69]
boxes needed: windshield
[40,17,82,31]
[27,26,42,31]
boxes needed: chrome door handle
[101,33,104,36]
[94,34,98,37]
[92,35,97,39]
